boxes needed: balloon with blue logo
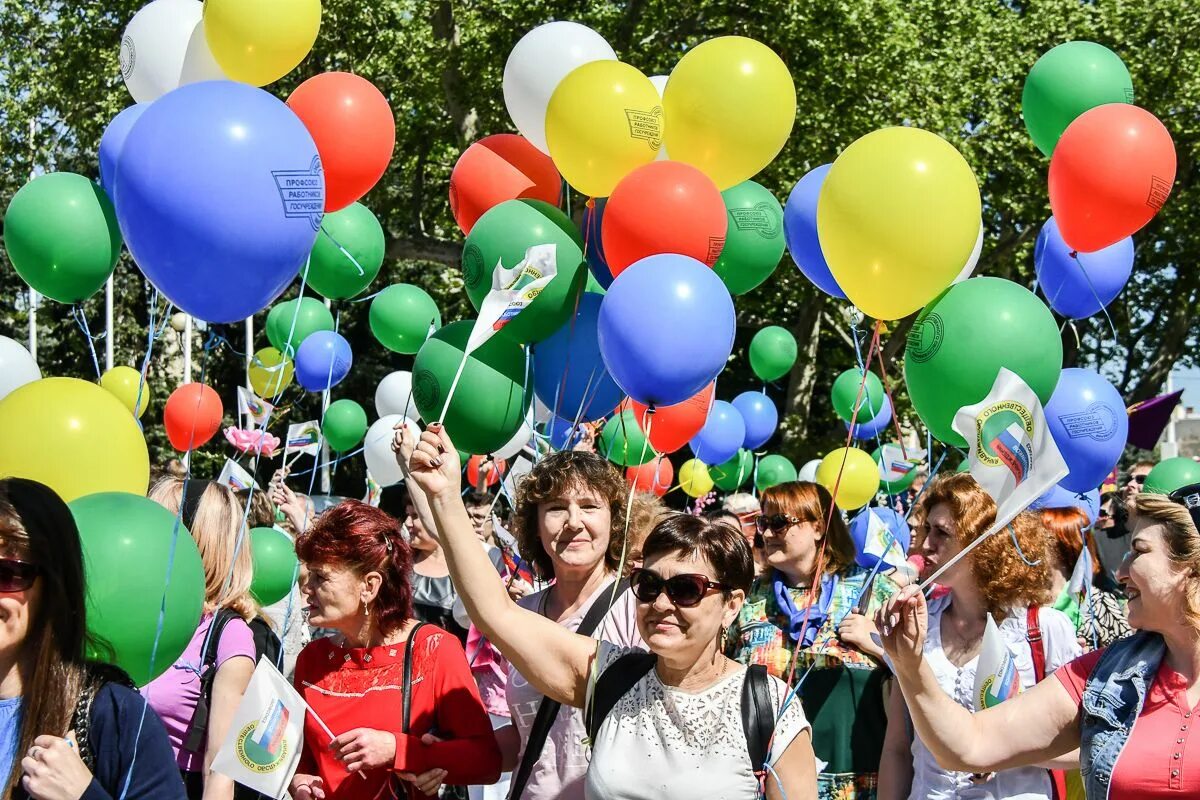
[114,80,324,323]
[849,396,893,441]
[689,401,746,466]
[732,391,778,450]
[849,507,911,570]
[295,331,353,391]
[1045,367,1128,494]
[99,104,148,200]
[1034,216,1133,320]
[582,198,613,290]
[533,293,623,422]
[783,164,845,298]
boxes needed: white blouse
[584,643,811,800]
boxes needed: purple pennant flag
[1127,389,1184,450]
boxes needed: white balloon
[363,414,419,488]
[120,0,225,104]
[502,21,616,153]
[532,396,552,425]
[375,371,421,421]
[952,221,985,284]
[649,75,670,161]
[797,459,822,483]
[493,422,534,461]
[0,336,41,402]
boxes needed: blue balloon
[582,198,613,290]
[598,254,735,408]
[533,293,624,422]
[847,396,893,441]
[114,81,324,323]
[1033,484,1100,528]
[99,104,148,201]
[545,415,587,450]
[848,507,911,570]
[732,391,778,450]
[689,401,746,466]
[1034,217,1133,320]
[784,164,845,299]
[295,330,352,391]
[1045,368,1128,494]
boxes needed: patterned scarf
[773,571,839,647]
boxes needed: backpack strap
[183,610,240,753]
[1026,606,1066,800]
[402,622,429,734]
[741,665,774,777]
[584,651,657,746]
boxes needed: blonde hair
[1134,493,1200,625]
[149,478,259,622]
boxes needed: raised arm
[878,585,1082,773]
[405,424,599,708]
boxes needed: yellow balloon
[99,366,150,419]
[249,347,294,397]
[679,459,714,498]
[815,447,879,511]
[0,377,149,502]
[662,37,796,190]
[546,61,661,197]
[817,126,981,321]
[204,0,322,86]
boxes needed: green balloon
[369,284,442,354]
[871,444,920,493]
[249,527,299,607]
[1143,457,1200,495]
[462,199,587,344]
[599,409,655,467]
[832,368,886,424]
[412,320,528,455]
[266,297,335,358]
[1022,42,1134,157]
[712,181,785,296]
[712,449,753,491]
[585,270,607,295]
[3,173,122,303]
[749,326,797,382]
[756,454,797,492]
[70,492,205,686]
[303,202,384,299]
[323,399,368,452]
[905,278,1062,447]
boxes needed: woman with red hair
[288,500,500,800]
[1040,507,1131,649]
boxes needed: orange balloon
[631,382,715,454]
[449,134,561,235]
[163,383,224,451]
[287,72,396,213]
[466,454,506,489]
[627,457,673,497]
[1048,104,1176,253]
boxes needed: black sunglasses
[1130,474,1147,485]
[1168,483,1200,531]
[754,513,803,534]
[629,568,731,608]
[0,558,39,593]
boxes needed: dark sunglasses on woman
[629,567,731,608]
[0,558,39,593]
[754,513,803,534]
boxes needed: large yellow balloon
[0,378,149,502]
[679,459,714,498]
[815,447,879,511]
[663,37,796,190]
[546,61,662,197]
[248,347,294,397]
[817,127,981,321]
[100,366,150,419]
[204,0,322,86]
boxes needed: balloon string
[71,304,104,380]
[1071,251,1121,351]
[1008,522,1041,567]
[132,287,173,432]
[610,411,653,603]
[871,330,909,463]
[549,267,588,426]
[281,259,312,360]
[319,224,365,277]
[904,447,950,522]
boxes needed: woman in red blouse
[290,500,500,800]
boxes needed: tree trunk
[431,2,478,147]
[783,295,825,444]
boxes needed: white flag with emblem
[468,243,559,354]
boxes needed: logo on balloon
[462,244,485,290]
[975,401,1034,484]
[119,35,135,78]
[624,106,663,150]
[906,313,944,364]
[413,370,440,410]
[730,202,782,238]
[706,236,726,264]
[1148,176,1171,211]
[271,156,325,231]
[1059,402,1119,441]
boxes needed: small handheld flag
[284,421,322,465]
[974,614,1023,709]
[237,386,274,429]
[218,459,259,492]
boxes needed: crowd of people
[1,422,1198,800]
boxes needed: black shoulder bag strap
[584,651,656,745]
[402,622,429,734]
[508,579,629,800]
[741,664,774,778]
[183,609,239,753]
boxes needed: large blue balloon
[784,164,845,299]
[114,81,324,323]
[1045,367,1128,494]
[689,400,746,466]
[533,293,623,423]
[848,507,911,569]
[582,198,613,290]
[732,391,778,450]
[598,254,736,408]
[295,330,352,391]
[1034,217,1133,320]
[99,104,148,201]
[848,396,893,441]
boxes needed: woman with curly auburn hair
[877,473,1081,800]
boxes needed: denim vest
[1080,631,1166,800]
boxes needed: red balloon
[601,161,727,278]
[450,134,561,235]
[288,72,396,213]
[466,454,506,489]
[1048,103,1176,253]
[631,383,715,454]
[627,457,673,497]
[163,383,223,451]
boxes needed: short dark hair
[464,491,494,509]
[640,514,755,593]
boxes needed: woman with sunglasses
[723,482,895,800]
[404,425,816,799]
[0,477,185,799]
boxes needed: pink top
[142,612,256,771]
[467,624,511,718]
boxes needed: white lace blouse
[584,643,811,800]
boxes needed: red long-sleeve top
[294,624,501,799]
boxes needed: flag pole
[437,350,470,424]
